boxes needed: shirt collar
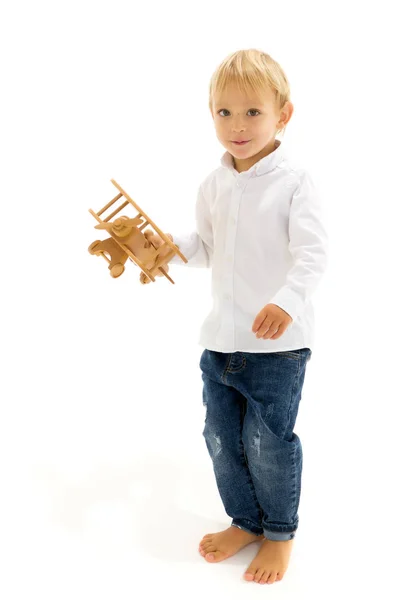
[220,138,285,177]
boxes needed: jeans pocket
[276,350,300,360]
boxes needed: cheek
[215,123,226,139]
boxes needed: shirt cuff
[268,287,305,322]
[167,233,193,264]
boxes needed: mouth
[232,140,250,146]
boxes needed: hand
[143,230,173,256]
[252,303,293,340]
[140,230,174,283]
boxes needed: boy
[144,49,328,585]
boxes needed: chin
[229,144,253,155]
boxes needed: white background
[1,0,399,597]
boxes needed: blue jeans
[199,347,312,541]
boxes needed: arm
[268,170,329,322]
[169,184,213,268]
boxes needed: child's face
[211,83,293,171]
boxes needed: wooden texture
[88,180,187,282]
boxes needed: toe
[267,572,277,584]
[260,571,270,584]
[203,542,214,553]
[205,550,225,563]
[244,569,256,581]
[205,552,216,562]
[199,541,216,556]
[254,569,265,583]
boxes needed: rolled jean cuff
[231,519,263,536]
[263,529,296,541]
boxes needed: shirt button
[224,293,231,300]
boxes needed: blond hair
[209,49,291,136]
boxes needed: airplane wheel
[140,272,150,284]
[110,263,125,278]
[88,240,101,254]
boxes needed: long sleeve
[169,184,213,268]
[268,169,329,322]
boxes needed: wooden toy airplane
[88,179,187,284]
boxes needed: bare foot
[198,526,263,563]
[244,538,294,584]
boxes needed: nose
[231,116,246,133]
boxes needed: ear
[278,101,294,129]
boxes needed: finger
[252,309,271,333]
[256,319,274,338]
[264,328,280,340]
[252,319,263,333]
[252,312,268,333]
[269,323,288,340]
[144,230,159,245]
[149,238,161,249]
[260,321,280,339]
[269,329,282,340]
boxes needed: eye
[217,109,261,117]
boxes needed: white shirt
[170,139,329,353]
